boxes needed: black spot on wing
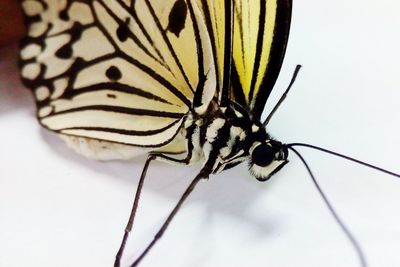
[58,0,73,21]
[107,93,117,99]
[116,19,130,42]
[55,44,73,59]
[106,66,122,81]
[167,0,188,37]
[59,10,69,21]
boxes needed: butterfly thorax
[184,101,288,181]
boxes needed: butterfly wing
[195,0,232,108]
[20,0,215,147]
[231,0,292,118]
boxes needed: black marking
[48,105,184,119]
[58,0,73,21]
[201,0,220,101]
[20,62,55,109]
[199,119,208,147]
[252,0,292,118]
[115,0,171,71]
[248,0,267,104]
[60,57,86,100]
[68,83,174,105]
[55,121,185,149]
[55,44,73,59]
[184,122,197,162]
[116,19,130,42]
[234,4,246,68]
[98,1,169,70]
[25,14,42,25]
[45,21,87,39]
[144,0,194,93]
[207,120,231,170]
[187,1,205,109]
[66,49,189,106]
[40,104,56,117]
[220,0,234,108]
[59,10,69,21]
[20,0,195,144]
[107,93,117,99]
[167,0,188,37]
[93,1,192,106]
[106,66,122,81]
[62,119,181,136]
[231,67,247,108]
[54,22,84,59]
[199,107,224,147]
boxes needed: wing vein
[90,2,192,107]
[101,0,172,72]
[61,119,181,136]
[144,0,195,93]
[69,83,174,105]
[248,0,266,103]
[46,105,185,118]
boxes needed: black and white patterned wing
[20,0,215,147]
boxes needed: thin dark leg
[129,170,209,267]
[114,154,156,267]
[114,153,191,267]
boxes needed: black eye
[251,144,275,167]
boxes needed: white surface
[1,1,400,267]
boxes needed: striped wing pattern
[20,0,215,147]
[196,0,292,118]
[231,0,292,118]
[195,0,231,107]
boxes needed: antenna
[287,146,367,267]
[263,65,302,126]
[286,143,400,178]
[285,142,400,267]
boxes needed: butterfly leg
[114,153,192,267]
[129,168,210,267]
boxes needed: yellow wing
[231,0,292,118]
[20,0,216,147]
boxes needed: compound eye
[251,144,275,167]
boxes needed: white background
[1,0,400,267]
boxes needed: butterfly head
[248,139,288,182]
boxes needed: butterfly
[18,0,399,266]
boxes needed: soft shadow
[39,127,285,238]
